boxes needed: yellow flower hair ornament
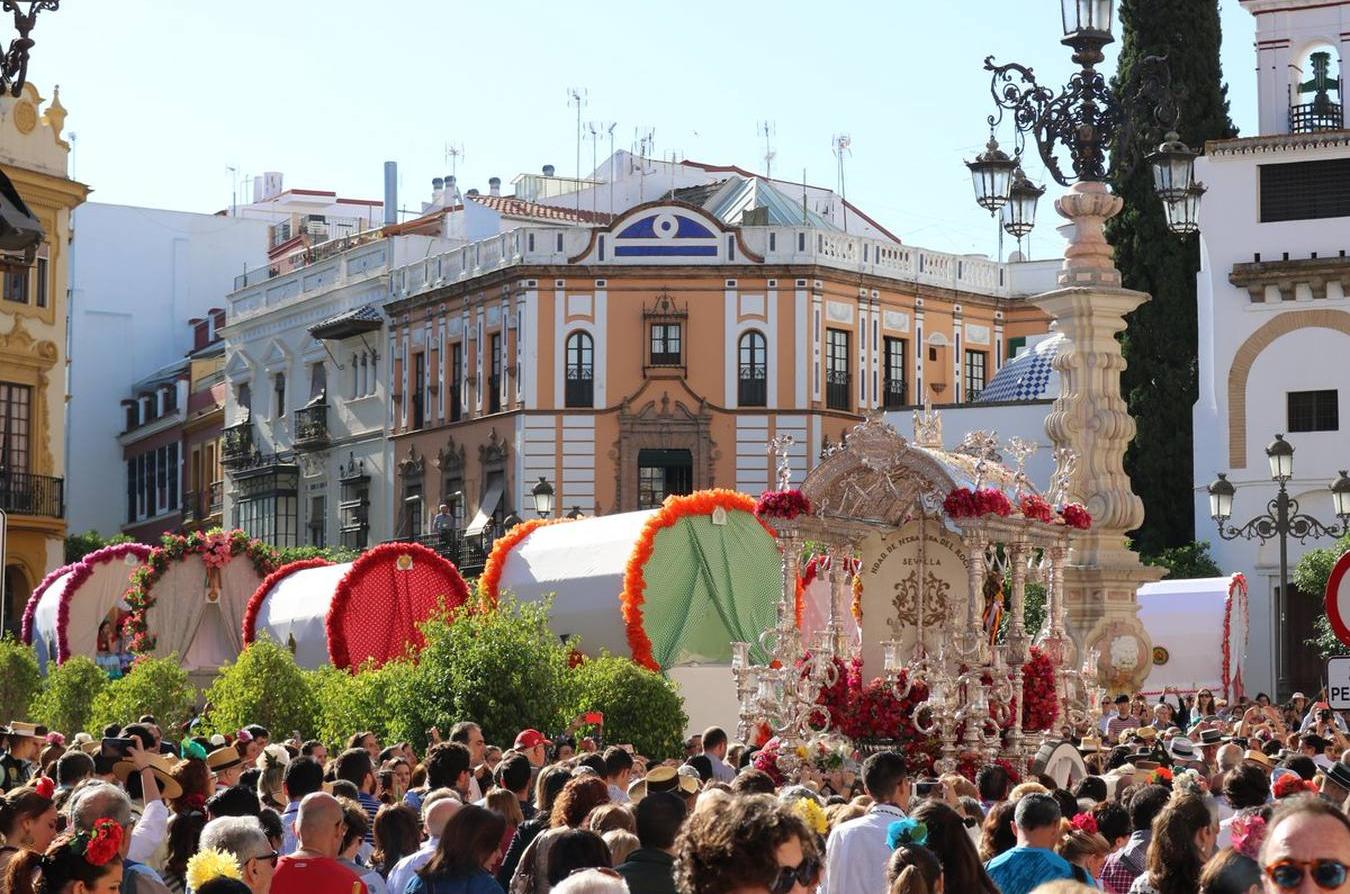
[186,847,244,890]
[792,797,829,836]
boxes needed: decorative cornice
[1206,130,1350,157]
[1230,255,1350,302]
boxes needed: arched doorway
[3,563,31,639]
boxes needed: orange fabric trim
[476,517,574,608]
[619,489,763,671]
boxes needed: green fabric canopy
[640,509,782,667]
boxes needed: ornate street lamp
[1060,0,1114,65]
[1207,434,1350,693]
[966,136,1020,215]
[1002,167,1046,241]
[531,476,555,518]
[2,2,60,97]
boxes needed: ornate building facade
[383,200,1055,558]
[0,84,88,635]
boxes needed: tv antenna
[833,134,852,232]
[444,143,465,179]
[587,121,613,219]
[758,121,776,179]
[567,88,588,215]
[634,127,656,202]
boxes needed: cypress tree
[1107,0,1236,555]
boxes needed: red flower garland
[1059,503,1092,530]
[1221,573,1248,701]
[755,489,811,520]
[241,557,335,646]
[477,517,575,608]
[1018,494,1056,524]
[21,543,154,662]
[619,489,772,671]
[123,530,278,653]
[325,541,469,671]
[943,487,1013,520]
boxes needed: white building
[66,204,269,535]
[1193,0,1350,697]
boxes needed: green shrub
[309,659,419,751]
[0,636,40,723]
[275,545,361,565]
[564,655,687,760]
[29,656,107,735]
[200,638,319,739]
[88,655,195,735]
[1296,534,1350,658]
[64,530,132,564]
[407,598,570,750]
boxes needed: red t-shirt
[271,854,368,894]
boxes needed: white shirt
[127,798,169,865]
[706,753,736,784]
[823,803,906,894]
[386,837,438,894]
[607,783,631,805]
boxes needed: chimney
[445,175,458,204]
[466,188,479,197]
[432,176,444,206]
[255,172,283,202]
[542,164,555,177]
[189,318,209,352]
[383,161,398,226]
[489,176,501,196]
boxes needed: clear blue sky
[34,0,1257,260]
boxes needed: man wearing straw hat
[0,721,47,793]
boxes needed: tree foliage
[0,636,40,723]
[88,655,195,736]
[1108,1,1237,555]
[405,598,570,751]
[275,545,361,565]
[64,530,133,564]
[308,660,420,751]
[29,656,107,735]
[200,638,319,739]
[1295,534,1350,659]
[564,656,688,761]
[1142,541,1224,580]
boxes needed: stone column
[1031,181,1162,695]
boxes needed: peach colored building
[384,200,1052,541]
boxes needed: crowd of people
[3,691,1350,894]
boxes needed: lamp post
[1,2,59,98]
[531,476,555,519]
[964,2,1207,693]
[1206,435,1350,694]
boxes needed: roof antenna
[568,88,588,217]
[444,142,465,179]
[833,134,852,233]
[587,121,612,220]
[758,121,776,180]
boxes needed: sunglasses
[771,856,821,894]
[1266,859,1350,890]
[250,851,280,867]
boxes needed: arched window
[738,330,767,407]
[565,331,594,408]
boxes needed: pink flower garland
[755,489,811,520]
[21,543,153,663]
[20,560,81,646]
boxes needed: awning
[308,304,384,340]
[465,476,505,537]
[0,167,44,264]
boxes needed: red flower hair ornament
[72,817,123,867]
[1069,813,1099,836]
[33,776,54,800]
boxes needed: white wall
[67,204,269,535]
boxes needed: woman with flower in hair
[1057,813,1110,888]
[886,840,943,894]
[4,818,124,894]
[0,776,58,877]
[908,801,1000,894]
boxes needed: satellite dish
[1030,740,1088,789]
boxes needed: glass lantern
[966,137,1018,214]
[1207,473,1235,521]
[1266,434,1294,482]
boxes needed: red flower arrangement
[1059,503,1092,530]
[755,489,811,521]
[1221,573,1248,701]
[752,737,788,786]
[477,517,574,608]
[1273,773,1318,799]
[80,818,123,867]
[33,776,54,800]
[1018,494,1056,524]
[1070,813,1099,835]
[1019,646,1060,732]
[619,490,773,671]
[955,755,1021,785]
[20,543,154,662]
[943,487,1013,520]
[123,529,278,653]
[242,557,334,646]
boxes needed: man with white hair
[199,815,278,894]
[69,781,170,894]
[386,788,461,894]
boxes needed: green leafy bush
[64,530,132,564]
[0,636,40,723]
[88,655,195,735]
[1296,534,1350,658]
[564,655,687,760]
[275,545,361,565]
[407,598,570,750]
[29,656,107,735]
[200,638,319,739]
[309,659,419,751]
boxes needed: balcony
[1290,100,1343,134]
[208,480,223,514]
[882,377,907,410]
[183,483,223,527]
[738,367,767,407]
[0,471,63,519]
[487,377,501,414]
[825,370,852,412]
[222,421,255,467]
[293,403,330,450]
[407,530,492,578]
[183,490,200,524]
[565,368,594,408]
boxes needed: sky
[31,0,1258,261]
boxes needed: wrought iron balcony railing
[882,377,907,409]
[293,403,330,449]
[222,421,254,466]
[0,470,63,519]
[1290,100,1343,134]
[183,490,200,524]
[825,369,852,411]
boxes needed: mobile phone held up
[101,737,136,762]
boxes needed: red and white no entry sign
[1325,551,1350,647]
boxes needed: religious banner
[857,519,969,675]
